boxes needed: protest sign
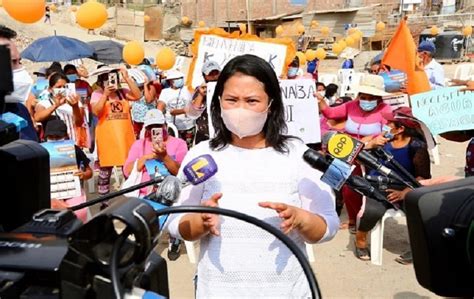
[411,87,474,135]
[187,28,295,89]
[383,93,410,110]
[207,79,320,143]
[41,140,81,200]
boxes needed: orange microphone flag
[382,19,431,95]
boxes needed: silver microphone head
[155,176,182,206]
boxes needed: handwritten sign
[411,87,474,135]
[190,34,289,88]
[383,93,410,110]
[207,79,320,143]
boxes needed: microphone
[303,149,395,208]
[322,131,409,187]
[182,154,218,185]
[69,155,218,212]
[371,147,421,188]
[144,176,182,230]
[143,154,218,230]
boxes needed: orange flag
[382,19,431,95]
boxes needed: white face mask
[5,67,33,104]
[318,91,326,98]
[220,101,271,139]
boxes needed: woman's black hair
[315,82,326,90]
[325,83,338,98]
[393,122,426,142]
[49,72,69,88]
[209,54,294,153]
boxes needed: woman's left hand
[259,202,302,234]
[66,94,80,106]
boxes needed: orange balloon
[332,43,343,55]
[0,0,3,7]
[3,0,45,24]
[123,41,145,65]
[198,21,206,28]
[156,47,176,71]
[276,25,284,35]
[50,4,57,12]
[239,23,247,33]
[430,25,439,36]
[463,25,473,36]
[305,49,317,61]
[70,5,78,12]
[296,51,307,65]
[376,21,385,32]
[315,48,327,60]
[339,40,347,50]
[311,20,319,29]
[76,1,108,30]
[297,24,305,34]
[320,26,330,36]
[346,36,355,47]
[182,16,189,25]
[348,27,357,35]
[144,15,151,22]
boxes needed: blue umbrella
[21,35,94,62]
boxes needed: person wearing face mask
[90,66,142,197]
[358,107,431,264]
[417,40,445,90]
[43,119,93,223]
[166,54,338,298]
[34,72,85,144]
[124,109,188,197]
[0,25,38,141]
[286,56,300,80]
[318,74,391,260]
[186,60,222,145]
[158,70,194,148]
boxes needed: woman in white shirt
[34,72,84,143]
[166,54,339,298]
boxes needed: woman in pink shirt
[318,74,392,261]
[124,109,188,197]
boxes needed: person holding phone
[124,109,188,197]
[91,67,142,197]
[35,72,85,144]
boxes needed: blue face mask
[173,78,184,89]
[287,67,298,78]
[359,99,378,112]
[67,74,78,83]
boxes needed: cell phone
[66,83,76,97]
[107,72,118,89]
[382,125,394,139]
[52,88,66,97]
[151,128,164,145]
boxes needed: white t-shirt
[38,98,83,142]
[166,139,338,298]
[158,87,194,131]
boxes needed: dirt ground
[1,7,470,298]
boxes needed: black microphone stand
[70,176,165,211]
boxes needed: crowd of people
[1,21,472,296]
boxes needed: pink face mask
[220,101,271,139]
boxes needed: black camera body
[0,198,169,299]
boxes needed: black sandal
[355,247,371,261]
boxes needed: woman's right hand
[201,193,223,236]
[103,85,116,97]
[365,134,389,149]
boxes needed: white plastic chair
[430,136,441,166]
[453,63,474,80]
[370,209,406,266]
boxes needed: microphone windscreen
[156,176,182,204]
